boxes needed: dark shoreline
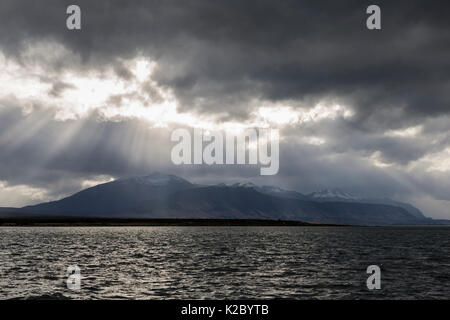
[0,217,346,227]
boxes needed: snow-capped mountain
[209,181,426,219]
[230,181,258,188]
[4,173,436,225]
[20,172,194,216]
[306,188,426,219]
[227,182,308,199]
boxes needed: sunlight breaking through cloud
[0,42,355,133]
[0,180,50,207]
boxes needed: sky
[0,0,449,218]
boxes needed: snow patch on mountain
[308,188,360,201]
[231,181,258,188]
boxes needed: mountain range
[0,172,445,226]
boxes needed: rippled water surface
[0,226,449,299]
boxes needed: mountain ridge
[0,172,442,226]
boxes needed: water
[0,226,449,299]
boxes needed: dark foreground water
[0,226,449,299]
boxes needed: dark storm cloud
[0,0,450,217]
[1,0,449,122]
[283,117,450,166]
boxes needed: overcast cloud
[0,0,449,218]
